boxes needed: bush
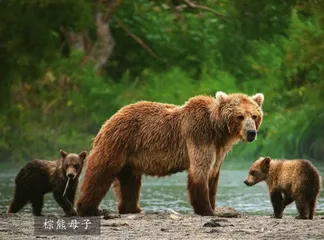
[0,1,323,162]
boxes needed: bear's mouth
[247,137,255,142]
[242,137,256,143]
[244,178,263,186]
[66,173,76,179]
[244,180,254,186]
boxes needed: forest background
[0,0,323,163]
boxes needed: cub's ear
[251,93,264,107]
[79,151,88,161]
[261,156,271,172]
[60,150,68,159]
[215,91,228,104]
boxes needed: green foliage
[0,1,323,162]
[0,0,94,109]
[232,0,297,40]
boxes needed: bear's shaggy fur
[8,150,87,216]
[244,156,322,219]
[77,92,264,216]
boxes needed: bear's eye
[237,115,244,121]
[250,170,257,176]
[74,165,79,170]
[252,115,257,120]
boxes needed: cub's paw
[270,214,282,219]
[295,215,308,220]
[99,209,110,216]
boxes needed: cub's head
[214,91,264,143]
[244,156,271,186]
[60,150,87,179]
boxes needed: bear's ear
[261,156,271,172]
[79,151,88,161]
[251,93,264,107]
[215,91,228,104]
[60,150,68,159]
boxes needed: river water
[1,161,323,216]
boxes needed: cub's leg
[8,188,29,213]
[270,190,284,218]
[31,195,44,216]
[66,186,77,206]
[308,197,317,220]
[113,165,142,214]
[305,182,320,220]
[295,197,309,219]
[53,190,77,216]
[283,195,294,209]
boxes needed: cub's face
[244,157,271,186]
[215,92,264,143]
[60,150,87,179]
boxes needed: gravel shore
[1,207,323,240]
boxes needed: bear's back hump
[279,159,321,188]
[15,159,55,192]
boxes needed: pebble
[103,213,121,220]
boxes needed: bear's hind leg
[114,165,142,214]
[283,195,294,208]
[295,197,309,219]
[31,195,44,216]
[308,197,317,220]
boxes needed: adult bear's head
[213,91,264,143]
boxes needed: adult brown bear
[77,91,264,216]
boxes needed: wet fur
[77,92,264,216]
[244,157,322,219]
[8,150,87,216]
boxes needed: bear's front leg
[53,191,77,216]
[66,185,77,207]
[208,170,220,211]
[209,152,225,210]
[187,141,215,216]
[270,190,284,218]
[188,172,214,216]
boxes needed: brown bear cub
[8,150,87,216]
[244,156,321,219]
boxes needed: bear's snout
[67,172,76,179]
[244,180,252,186]
[246,130,256,142]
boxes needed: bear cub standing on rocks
[8,150,87,216]
[244,156,321,219]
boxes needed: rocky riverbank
[1,207,323,240]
